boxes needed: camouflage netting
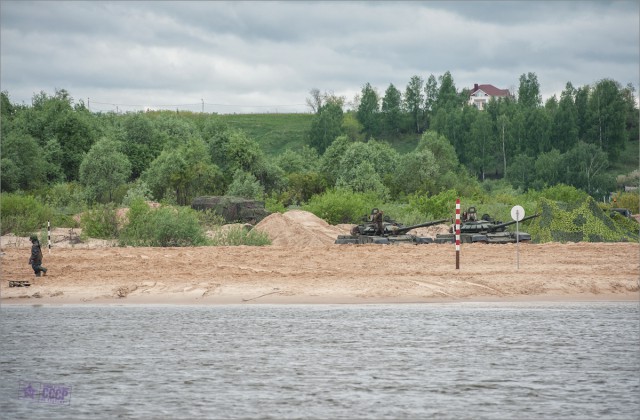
[528,197,639,243]
[191,196,271,224]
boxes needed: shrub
[614,191,640,214]
[302,189,380,224]
[264,194,287,214]
[208,226,271,246]
[539,184,589,203]
[407,189,459,219]
[119,199,208,247]
[196,208,226,230]
[0,193,53,236]
[80,203,119,239]
[122,181,153,206]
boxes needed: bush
[539,184,589,203]
[264,194,287,214]
[208,226,271,246]
[302,189,381,224]
[80,204,119,239]
[0,193,53,236]
[613,191,640,214]
[407,189,459,219]
[195,208,226,230]
[119,199,208,247]
[122,181,153,206]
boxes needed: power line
[89,100,306,108]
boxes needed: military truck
[191,196,271,224]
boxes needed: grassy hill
[218,112,422,156]
[219,113,313,156]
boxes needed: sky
[1,1,638,114]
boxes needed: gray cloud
[1,1,638,113]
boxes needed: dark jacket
[29,241,43,265]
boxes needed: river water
[1,302,638,419]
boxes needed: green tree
[333,140,399,189]
[525,108,552,155]
[507,154,536,191]
[404,75,424,133]
[586,79,627,159]
[563,141,610,194]
[0,131,47,191]
[469,110,494,180]
[275,146,320,174]
[143,137,223,205]
[16,90,99,181]
[434,71,459,112]
[517,72,542,108]
[621,83,639,143]
[381,83,402,134]
[121,113,165,179]
[336,161,388,198]
[534,149,563,187]
[356,82,380,138]
[319,135,351,185]
[391,148,438,196]
[79,137,132,203]
[226,169,265,199]
[424,74,438,113]
[574,85,590,140]
[308,96,344,154]
[496,114,511,177]
[551,82,579,152]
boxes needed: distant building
[469,84,511,110]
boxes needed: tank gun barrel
[487,213,539,232]
[391,218,449,235]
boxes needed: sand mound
[254,210,350,246]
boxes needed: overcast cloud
[1,1,638,113]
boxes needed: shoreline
[2,292,639,307]
[2,242,639,307]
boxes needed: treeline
[310,72,639,194]
[0,70,637,219]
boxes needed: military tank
[335,208,448,245]
[435,207,539,244]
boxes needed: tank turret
[435,209,539,244]
[336,209,449,245]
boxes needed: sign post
[455,199,460,270]
[510,205,525,269]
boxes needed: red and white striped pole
[455,199,461,269]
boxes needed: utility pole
[201,98,204,113]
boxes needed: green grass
[218,113,422,156]
[219,113,313,155]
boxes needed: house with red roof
[468,83,512,110]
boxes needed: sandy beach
[1,210,639,305]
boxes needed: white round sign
[511,205,525,221]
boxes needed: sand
[2,211,639,305]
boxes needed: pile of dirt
[254,210,350,247]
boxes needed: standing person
[28,235,47,277]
